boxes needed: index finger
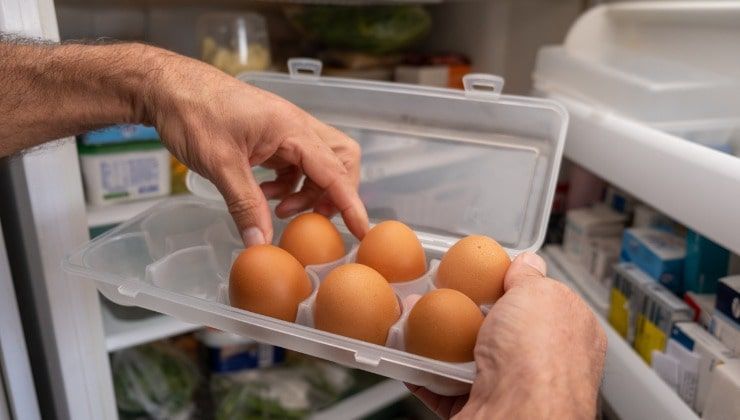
[278,135,369,239]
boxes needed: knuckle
[346,139,362,160]
[226,195,262,220]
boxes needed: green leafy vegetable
[285,5,432,54]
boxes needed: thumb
[214,164,274,247]
[503,252,547,291]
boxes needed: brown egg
[229,244,312,322]
[279,212,346,266]
[356,221,426,283]
[314,263,401,345]
[405,289,484,362]
[436,235,510,305]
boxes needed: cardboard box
[80,124,159,146]
[652,339,700,408]
[584,237,621,290]
[609,263,662,343]
[684,292,716,329]
[620,228,686,294]
[716,275,740,325]
[604,185,637,215]
[564,205,626,261]
[634,283,693,364]
[632,204,675,232]
[684,230,729,293]
[671,322,735,413]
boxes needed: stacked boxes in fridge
[609,263,692,363]
[712,276,740,353]
[609,263,660,343]
[620,227,686,294]
[684,230,730,294]
[671,322,736,414]
[563,204,626,265]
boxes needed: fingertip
[515,252,547,276]
[241,227,266,247]
[503,252,547,291]
[343,205,369,240]
[275,198,301,218]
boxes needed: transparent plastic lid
[190,59,567,253]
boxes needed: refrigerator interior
[2,0,738,419]
[18,0,586,418]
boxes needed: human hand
[409,252,607,419]
[137,47,368,246]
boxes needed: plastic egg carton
[65,196,480,395]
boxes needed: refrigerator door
[0,0,116,419]
[0,220,40,420]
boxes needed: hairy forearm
[0,38,163,156]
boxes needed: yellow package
[633,314,667,364]
[608,288,630,339]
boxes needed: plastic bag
[284,5,431,54]
[112,343,200,419]
[213,359,353,420]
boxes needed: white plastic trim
[288,57,323,79]
[462,73,505,100]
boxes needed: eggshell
[405,289,484,362]
[279,212,345,266]
[436,235,510,305]
[229,244,312,322]
[356,221,426,283]
[314,263,401,345]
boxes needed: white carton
[583,236,621,290]
[79,144,171,207]
[672,322,736,414]
[712,312,740,355]
[563,204,626,261]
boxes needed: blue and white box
[716,276,740,324]
[80,124,159,146]
[620,228,686,294]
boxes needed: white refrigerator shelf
[310,379,409,420]
[102,305,199,352]
[542,92,740,256]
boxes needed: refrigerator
[0,1,738,419]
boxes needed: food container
[197,12,271,76]
[65,59,567,396]
[80,124,159,146]
[78,141,171,207]
[196,328,285,374]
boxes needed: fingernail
[242,227,265,247]
[518,252,546,276]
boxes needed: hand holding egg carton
[66,66,567,398]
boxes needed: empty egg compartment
[79,196,244,306]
